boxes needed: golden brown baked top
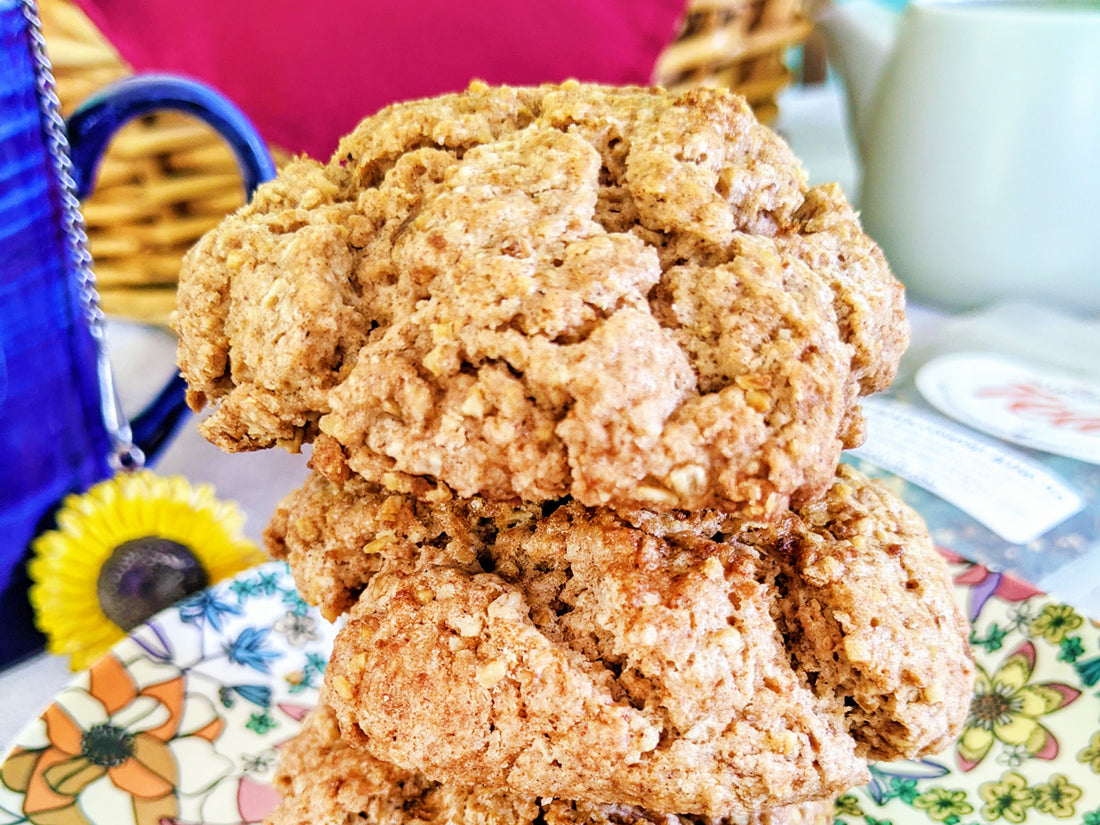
[267,465,973,815]
[177,81,907,515]
[266,700,838,825]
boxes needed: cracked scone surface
[177,81,907,515]
[267,701,836,825]
[276,465,973,815]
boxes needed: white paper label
[850,397,1085,544]
[916,351,1100,465]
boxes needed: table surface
[1,82,1095,753]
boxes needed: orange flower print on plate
[2,560,1091,825]
[0,654,231,825]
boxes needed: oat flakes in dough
[268,465,972,815]
[266,700,837,825]
[176,82,907,516]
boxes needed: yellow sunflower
[29,472,266,671]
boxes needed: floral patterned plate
[2,557,1100,825]
[0,562,337,825]
[837,550,1100,825]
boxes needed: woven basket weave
[40,0,808,326]
[39,0,291,326]
[654,0,812,124]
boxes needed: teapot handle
[64,75,277,467]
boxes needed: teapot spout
[815,0,900,158]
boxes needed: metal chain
[20,0,144,472]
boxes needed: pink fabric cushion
[74,0,686,159]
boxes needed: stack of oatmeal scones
[175,82,975,825]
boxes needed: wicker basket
[40,0,809,326]
[654,0,812,124]
[39,0,291,326]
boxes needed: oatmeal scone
[177,81,907,516]
[267,699,838,825]
[279,465,972,816]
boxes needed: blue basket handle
[67,73,276,199]
[65,74,277,464]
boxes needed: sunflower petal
[70,639,122,675]
[29,472,258,675]
[44,611,113,645]
[51,629,120,669]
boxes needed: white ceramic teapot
[817,0,1100,312]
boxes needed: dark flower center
[968,687,1019,730]
[97,537,209,630]
[81,722,134,767]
